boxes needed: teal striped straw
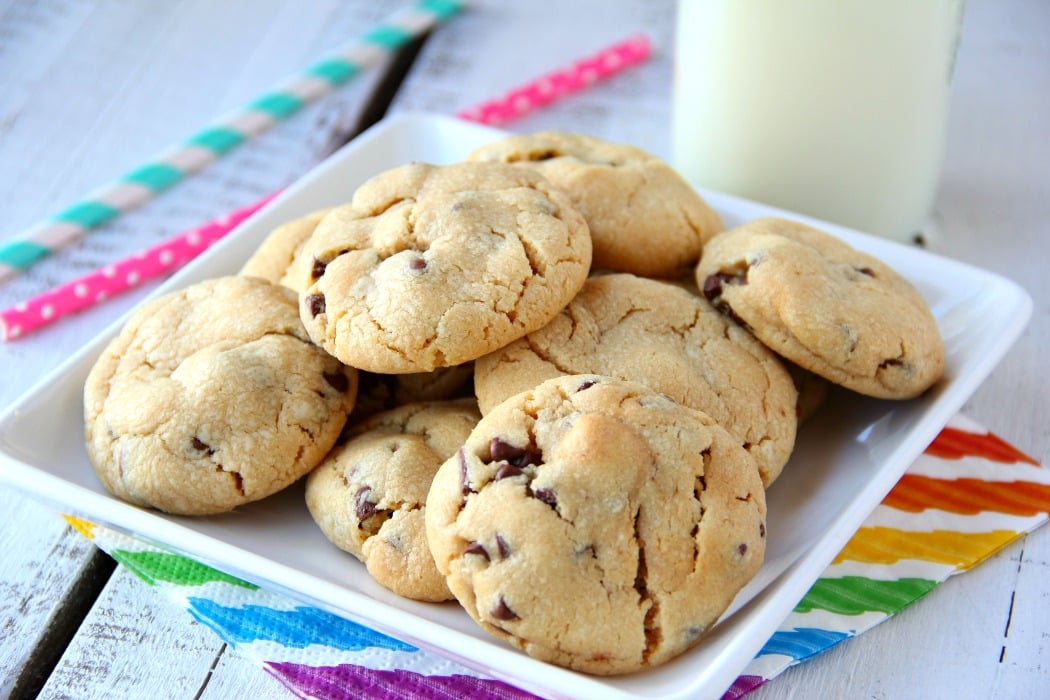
[0,0,464,283]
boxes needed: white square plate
[0,113,1032,700]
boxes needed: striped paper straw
[455,33,651,125]
[0,194,277,341]
[0,33,653,341]
[0,0,464,283]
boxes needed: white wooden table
[1,1,1047,697]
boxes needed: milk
[672,0,965,242]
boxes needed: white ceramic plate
[0,113,1032,700]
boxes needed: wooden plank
[38,565,227,698]
[0,497,102,697]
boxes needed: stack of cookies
[83,130,944,675]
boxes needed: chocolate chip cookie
[467,131,723,278]
[298,161,592,373]
[425,374,766,674]
[84,276,358,515]
[696,217,944,399]
[306,399,481,602]
[474,274,797,486]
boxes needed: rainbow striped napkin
[66,413,1047,699]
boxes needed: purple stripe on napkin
[265,661,542,700]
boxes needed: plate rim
[0,111,1034,700]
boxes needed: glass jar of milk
[671,0,965,243]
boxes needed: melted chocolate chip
[701,272,752,328]
[323,370,349,393]
[191,437,214,455]
[305,294,326,317]
[489,437,523,463]
[491,597,519,621]
[493,464,524,481]
[702,271,746,301]
[488,438,541,467]
[355,487,377,522]
[464,541,489,560]
[311,258,327,279]
[532,487,558,509]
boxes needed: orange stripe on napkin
[882,474,1050,516]
[833,527,1019,569]
[924,426,1039,465]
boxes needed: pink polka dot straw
[0,34,651,342]
[0,195,275,341]
[456,34,651,125]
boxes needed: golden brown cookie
[474,274,797,486]
[425,374,766,674]
[306,400,481,602]
[298,161,592,373]
[84,276,358,515]
[467,131,723,277]
[696,217,944,399]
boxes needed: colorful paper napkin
[65,413,1048,700]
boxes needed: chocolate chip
[759,522,766,538]
[855,266,876,277]
[458,449,473,496]
[495,534,510,559]
[323,370,349,393]
[532,487,558,509]
[408,257,427,271]
[489,437,522,463]
[488,437,542,468]
[702,273,751,328]
[464,541,489,560]
[701,271,746,301]
[493,464,524,481]
[191,437,214,455]
[577,378,597,392]
[305,293,326,317]
[355,487,377,522]
[311,258,327,279]
[738,543,748,556]
[491,597,519,621]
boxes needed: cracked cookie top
[695,217,945,399]
[425,374,766,675]
[474,274,798,487]
[83,276,358,515]
[306,399,481,602]
[467,130,723,278]
[297,161,592,373]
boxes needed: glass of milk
[671,0,965,243]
